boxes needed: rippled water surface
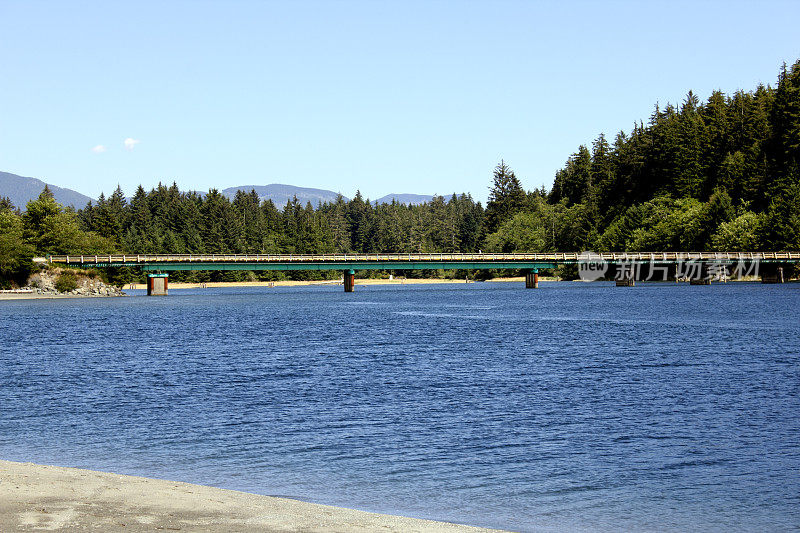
[1,282,799,532]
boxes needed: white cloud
[91,144,107,153]
[123,138,140,151]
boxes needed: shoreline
[1,277,776,299]
[0,292,127,300]
[0,460,500,532]
[140,275,772,290]
[125,276,538,290]
[0,277,545,299]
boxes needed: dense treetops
[497,60,800,253]
[1,59,798,286]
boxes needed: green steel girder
[62,258,798,272]
[121,261,561,272]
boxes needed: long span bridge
[39,252,799,294]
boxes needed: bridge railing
[38,251,800,265]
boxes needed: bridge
[39,252,799,294]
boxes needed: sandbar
[125,277,544,290]
[0,460,502,532]
[1,277,558,299]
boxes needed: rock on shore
[25,268,125,297]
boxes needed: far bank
[122,276,549,290]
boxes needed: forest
[1,60,799,287]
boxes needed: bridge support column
[690,264,711,285]
[761,265,785,284]
[525,269,539,289]
[147,273,169,296]
[615,266,635,286]
[343,270,355,292]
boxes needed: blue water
[1,282,799,532]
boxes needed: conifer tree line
[1,59,798,286]
[75,186,486,257]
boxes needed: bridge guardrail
[39,251,800,265]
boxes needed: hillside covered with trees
[2,60,798,287]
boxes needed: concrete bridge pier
[525,269,539,289]
[147,273,169,296]
[615,265,635,286]
[690,264,712,285]
[761,264,785,284]
[343,269,355,292]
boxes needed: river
[1,281,798,532]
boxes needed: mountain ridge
[221,185,436,206]
[0,172,438,210]
[375,193,435,205]
[220,184,349,206]
[0,171,94,209]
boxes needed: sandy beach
[0,460,501,532]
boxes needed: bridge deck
[37,252,800,272]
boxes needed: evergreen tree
[485,160,526,233]
[0,197,15,212]
[768,61,800,193]
[0,208,35,287]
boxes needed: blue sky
[1,1,798,203]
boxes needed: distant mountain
[221,184,348,207]
[375,193,434,205]
[0,171,94,210]
[0,173,438,211]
